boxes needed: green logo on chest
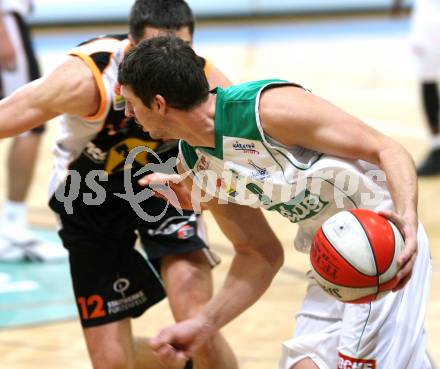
[246,183,328,223]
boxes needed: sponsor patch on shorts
[177,224,195,239]
[338,352,376,369]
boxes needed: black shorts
[50,182,208,328]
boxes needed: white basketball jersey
[0,0,32,16]
[179,80,393,253]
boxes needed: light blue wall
[29,0,412,24]
[187,0,406,16]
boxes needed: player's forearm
[378,140,418,220]
[200,242,283,330]
[0,84,57,138]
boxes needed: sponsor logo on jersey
[105,138,160,174]
[338,353,376,369]
[227,188,239,198]
[216,178,225,189]
[245,183,272,206]
[248,160,270,180]
[232,141,260,155]
[229,168,244,180]
[113,93,126,111]
[215,179,238,198]
[246,184,328,223]
[113,83,125,111]
[85,142,107,163]
[197,155,210,171]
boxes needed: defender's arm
[0,56,100,137]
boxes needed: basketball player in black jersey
[0,1,237,369]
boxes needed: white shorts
[280,223,432,369]
[0,12,44,135]
[0,12,40,97]
[411,14,440,80]
[413,45,440,81]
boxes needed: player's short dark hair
[129,0,195,42]
[118,36,209,110]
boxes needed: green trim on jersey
[179,79,303,168]
[179,140,198,170]
[214,79,293,159]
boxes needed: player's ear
[128,34,136,46]
[153,94,167,115]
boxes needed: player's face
[122,85,170,140]
[138,26,193,46]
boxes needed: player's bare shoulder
[42,56,100,117]
[260,83,307,110]
[60,56,95,86]
[258,84,308,145]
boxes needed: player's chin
[152,131,173,140]
[148,131,164,139]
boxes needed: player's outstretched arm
[0,56,100,138]
[150,165,284,365]
[260,86,418,290]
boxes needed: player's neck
[176,94,216,148]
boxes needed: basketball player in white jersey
[0,2,238,369]
[118,37,433,369]
[0,0,66,261]
[393,0,440,175]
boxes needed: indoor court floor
[0,13,439,369]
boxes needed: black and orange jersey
[50,34,208,196]
[46,38,212,328]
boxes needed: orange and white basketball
[310,209,404,304]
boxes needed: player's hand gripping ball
[310,209,404,303]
